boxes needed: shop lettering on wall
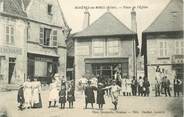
[0,46,22,55]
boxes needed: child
[48,79,58,108]
[96,83,105,109]
[59,83,66,109]
[17,85,25,110]
[67,82,75,108]
[103,80,121,110]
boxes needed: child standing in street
[96,83,105,109]
[59,83,66,109]
[67,81,75,108]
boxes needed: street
[0,89,183,117]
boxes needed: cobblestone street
[0,89,183,117]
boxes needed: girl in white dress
[48,79,59,108]
[23,78,32,109]
[32,78,42,108]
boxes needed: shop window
[107,39,119,56]
[6,25,14,44]
[34,60,47,77]
[92,39,105,56]
[159,41,167,57]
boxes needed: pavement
[0,89,183,117]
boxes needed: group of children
[84,80,121,110]
[48,79,75,109]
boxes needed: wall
[147,37,183,89]
[74,37,135,82]
[0,15,27,85]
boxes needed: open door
[8,58,16,84]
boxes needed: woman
[48,79,59,108]
[96,83,105,109]
[23,78,32,109]
[17,85,25,110]
[121,78,127,96]
[84,81,96,109]
[59,83,66,109]
[126,78,132,96]
[67,82,75,108]
[31,78,42,108]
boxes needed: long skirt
[32,94,42,108]
[48,89,59,102]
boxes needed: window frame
[92,39,105,57]
[107,38,120,56]
[159,40,168,57]
[5,25,15,44]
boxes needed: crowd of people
[17,69,183,111]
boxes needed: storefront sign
[0,46,22,55]
[172,55,184,64]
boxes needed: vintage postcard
[0,0,183,117]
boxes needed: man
[143,77,150,96]
[131,76,137,96]
[173,76,182,97]
[163,76,171,97]
[138,76,144,96]
[155,77,160,96]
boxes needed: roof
[144,0,183,33]
[2,0,27,17]
[74,12,136,38]
[22,0,31,10]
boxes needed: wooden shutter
[52,30,57,47]
[40,27,44,45]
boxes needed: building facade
[73,11,138,83]
[141,0,183,85]
[0,0,70,87]
[0,0,27,87]
[24,0,70,83]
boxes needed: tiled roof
[2,0,27,17]
[74,12,135,38]
[22,0,31,10]
[144,0,183,33]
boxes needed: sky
[59,0,171,47]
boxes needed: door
[8,58,16,84]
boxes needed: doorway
[8,58,16,84]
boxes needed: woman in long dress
[23,78,32,109]
[126,78,132,96]
[48,79,59,108]
[31,78,42,108]
[121,78,127,96]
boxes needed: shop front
[84,58,129,80]
[27,53,58,84]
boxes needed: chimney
[131,7,137,32]
[82,9,90,29]
[0,0,4,12]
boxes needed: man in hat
[84,80,96,109]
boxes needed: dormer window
[48,4,53,15]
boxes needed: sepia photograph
[0,0,183,117]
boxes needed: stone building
[0,0,70,87]
[24,0,70,83]
[0,0,27,88]
[141,0,183,85]
[73,10,138,83]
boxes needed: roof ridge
[80,12,134,34]
[143,0,182,33]
[107,12,135,34]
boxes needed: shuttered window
[52,30,57,47]
[6,25,14,44]
[40,27,44,45]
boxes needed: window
[92,39,105,56]
[107,39,119,56]
[175,40,184,55]
[40,27,51,46]
[6,25,14,44]
[48,4,53,15]
[34,60,47,77]
[159,41,167,57]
